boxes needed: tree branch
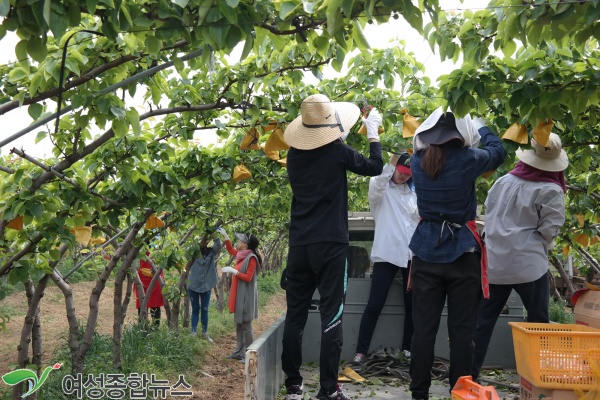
[566,185,600,201]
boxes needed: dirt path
[0,281,287,399]
[190,291,287,399]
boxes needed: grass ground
[0,277,287,399]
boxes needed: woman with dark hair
[187,234,222,343]
[408,108,506,400]
[215,227,261,363]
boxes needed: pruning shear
[361,98,373,118]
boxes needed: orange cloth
[224,240,257,313]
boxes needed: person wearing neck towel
[471,133,568,380]
[351,152,419,367]
[215,227,261,364]
[408,108,506,400]
[281,94,383,400]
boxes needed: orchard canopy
[0,0,599,284]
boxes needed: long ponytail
[247,234,263,268]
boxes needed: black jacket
[287,139,383,246]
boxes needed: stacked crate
[509,322,600,400]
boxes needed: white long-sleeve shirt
[369,163,419,268]
[485,174,565,284]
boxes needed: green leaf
[225,25,242,51]
[35,130,47,144]
[401,0,424,33]
[110,106,127,119]
[209,23,230,50]
[173,0,189,7]
[279,1,297,20]
[314,36,330,58]
[49,249,61,261]
[101,20,119,41]
[145,36,161,55]
[240,35,253,61]
[0,0,10,17]
[28,103,43,119]
[43,0,51,26]
[86,0,98,14]
[112,119,128,137]
[172,56,184,72]
[326,0,343,36]
[15,40,28,62]
[501,40,516,58]
[48,11,69,39]
[29,203,43,218]
[7,67,28,83]
[351,21,370,50]
[197,0,212,25]
[226,0,239,7]
[127,109,141,136]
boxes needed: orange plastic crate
[509,322,600,390]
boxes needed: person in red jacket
[135,252,165,326]
[216,227,261,363]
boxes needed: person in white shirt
[471,133,568,380]
[352,153,419,365]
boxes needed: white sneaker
[202,332,214,344]
[403,350,411,359]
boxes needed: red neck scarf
[236,249,253,262]
[509,161,566,193]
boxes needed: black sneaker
[285,384,303,400]
[316,384,350,400]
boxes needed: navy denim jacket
[409,127,506,263]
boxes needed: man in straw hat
[471,132,568,380]
[281,93,383,400]
[408,108,506,400]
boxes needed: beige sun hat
[283,94,360,150]
[515,132,568,172]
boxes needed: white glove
[362,108,382,141]
[472,117,487,130]
[222,266,238,275]
[215,227,229,241]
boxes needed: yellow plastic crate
[509,322,600,390]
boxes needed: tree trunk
[13,276,49,400]
[215,254,234,313]
[172,259,194,331]
[131,263,147,322]
[550,256,575,302]
[139,260,163,321]
[74,212,151,374]
[548,271,562,302]
[172,224,198,330]
[50,271,79,374]
[121,271,133,327]
[112,244,139,370]
[183,294,190,328]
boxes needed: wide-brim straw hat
[515,132,569,172]
[284,94,360,150]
